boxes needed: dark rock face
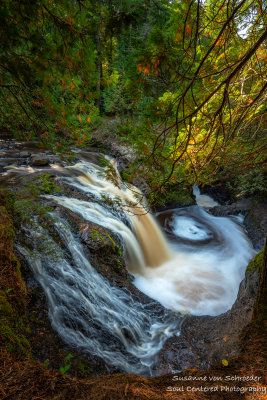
[210,197,267,250]
[59,206,129,285]
[199,182,233,205]
[244,202,267,251]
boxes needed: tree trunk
[96,0,103,114]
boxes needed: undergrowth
[0,188,29,355]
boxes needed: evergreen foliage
[0,0,266,199]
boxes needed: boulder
[31,155,50,166]
[20,150,31,158]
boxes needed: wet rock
[31,155,50,166]
[244,201,267,251]
[58,205,160,305]
[0,160,18,170]
[49,155,62,164]
[210,197,266,250]
[20,150,31,158]
[211,197,254,216]
[199,182,233,205]
[77,150,107,165]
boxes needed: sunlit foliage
[0,0,266,197]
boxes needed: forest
[1,0,266,203]
[0,1,266,399]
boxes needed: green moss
[246,247,265,273]
[14,198,54,225]
[0,291,30,355]
[0,201,24,293]
[14,257,23,280]
[106,233,122,256]
[8,173,61,226]
[76,358,94,377]
[91,228,106,243]
[0,206,15,240]
[90,228,122,256]
[23,173,61,196]
[0,190,30,355]
[0,188,15,215]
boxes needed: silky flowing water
[4,155,255,375]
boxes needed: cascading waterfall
[62,160,172,270]
[17,219,179,375]
[193,183,219,208]
[5,154,255,375]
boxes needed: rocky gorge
[0,133,266,399]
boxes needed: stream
[3,154,255,375]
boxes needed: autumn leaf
[143,66,150,75]
[186,24,192,35]
[215,35,223,46]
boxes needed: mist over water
[5,156,255,374]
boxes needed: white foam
[193,184,219,208]
[134,209,255,316]
[171,216,212,241]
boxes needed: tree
[0,0,100,148]
[0,0,266,199]
[116,0,266,203]
[144,0,267,190]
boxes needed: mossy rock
[0,189,29,354]
[246,246,265,273]
[0,291,30,354]
[0,194,26,305]
[0,188,15,215]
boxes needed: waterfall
[16,219,179,375]
[42,160,254,315]
[5,155,255,375]
[193,183,219,208]
[52,159,172,272]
